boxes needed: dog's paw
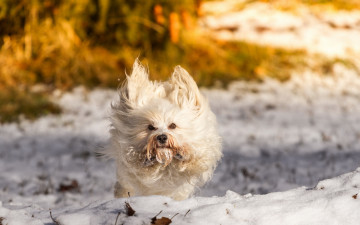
[174,148,189,161]
[144,156,156,167]
[114,182,125,198]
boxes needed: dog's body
[104,60,222,200]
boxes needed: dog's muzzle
[145,133,188,167]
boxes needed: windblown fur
[104,60,222,200]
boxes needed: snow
[201,2,360,58]
[1,169,360,224]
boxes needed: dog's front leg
[174,147,190,161]
[114,181,133,198]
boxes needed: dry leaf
[151,217,172,225]
[125,202,135,216]
[58,179,80,193]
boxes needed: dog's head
[110,60,219,168]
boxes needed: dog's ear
[120,59,151,107]
[170,66,203,108]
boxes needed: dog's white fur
[104,60,222,200]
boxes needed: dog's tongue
[155,148,174,166]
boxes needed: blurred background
[1,0,359,122]
[1,0,360,208]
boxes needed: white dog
[104,60,222,200]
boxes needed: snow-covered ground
[0,168,360,225]
[1,168,360,225]
[1,64,360,224]
[201,1,360,58]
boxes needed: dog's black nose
[157,134,168,144]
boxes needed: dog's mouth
[154,147,174,166]
[145,140,187,167]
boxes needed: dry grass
[300,0,360,11]
[0,19,126,90]
[0,18,129,123]
[0,88,61,123]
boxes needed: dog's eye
[168,123,177,129]
[148,124,157,131]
